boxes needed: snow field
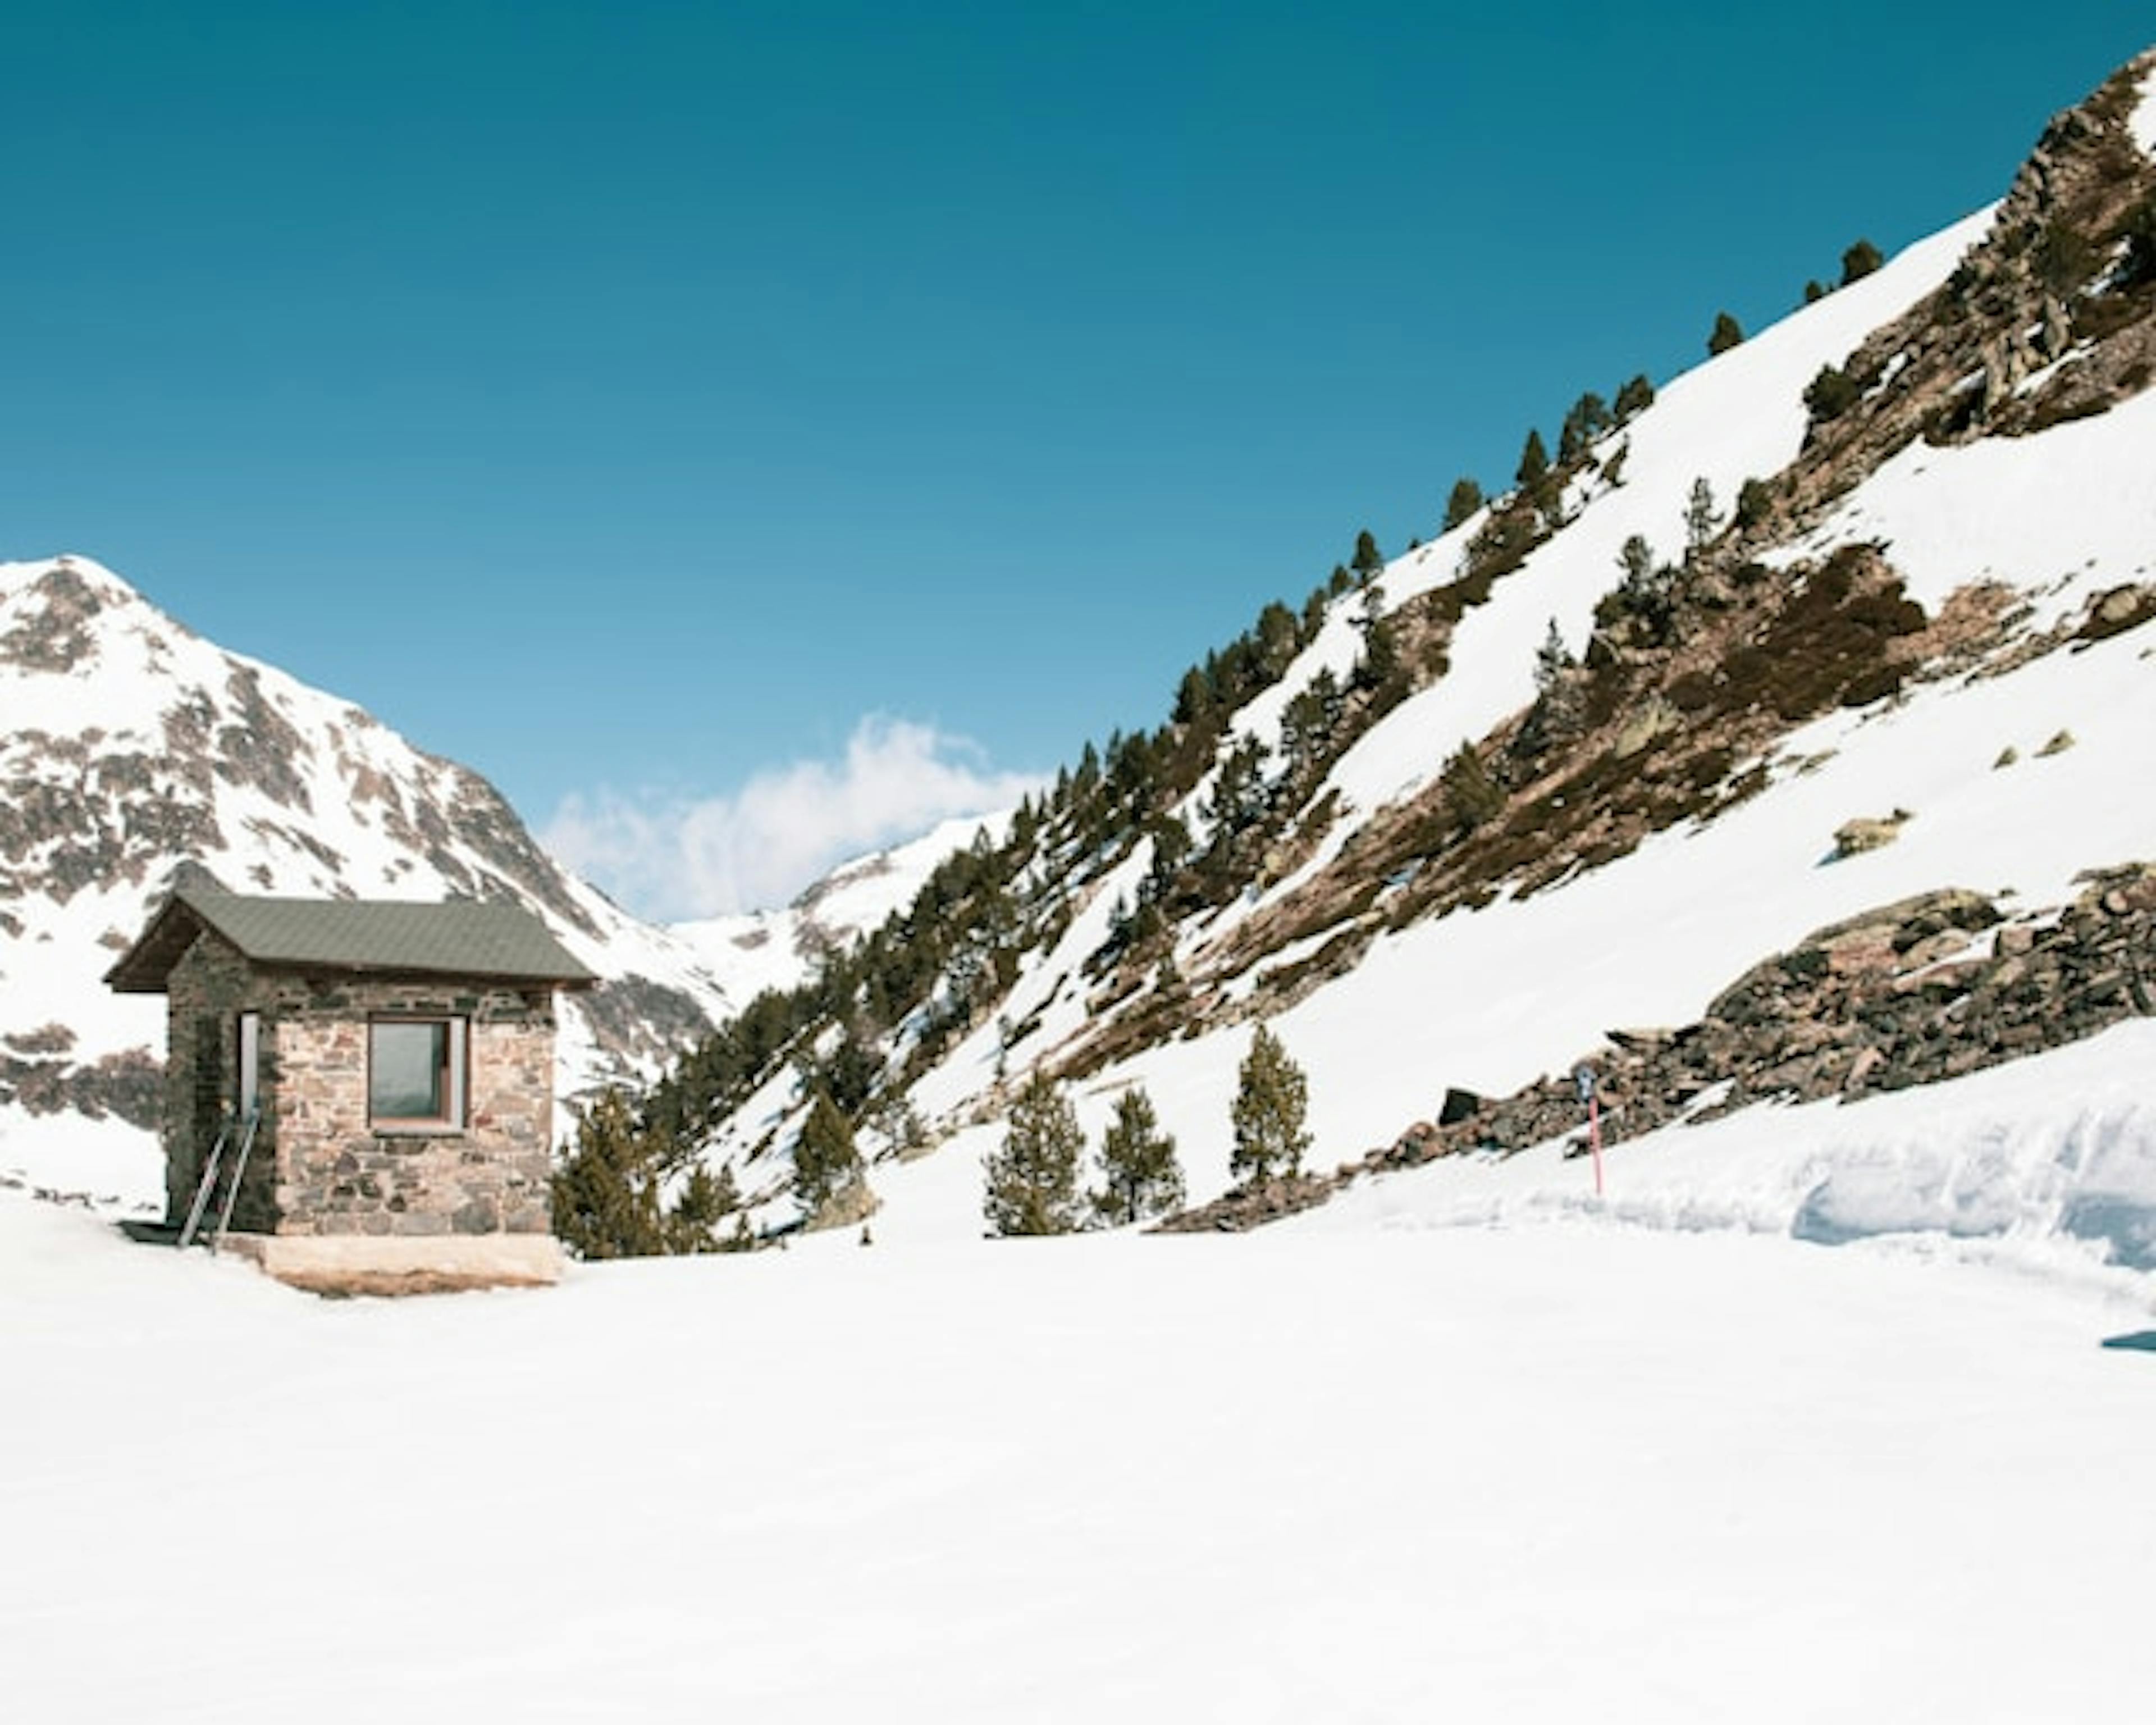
[3,1185,2153,1723]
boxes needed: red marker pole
[1574,1063,1605,1198]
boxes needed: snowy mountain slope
[1276,208,1995,832]
[677,49,2156,1265]
[0,555,738,1147]
[669,813,1007,1004]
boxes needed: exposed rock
[0,1047,162,1127]
[1831,810,1912,859]
[1611,697,1682,759]
[2079,583,2156,643]
[0,563,104,673]
[806,1174,881,1234]
[1155,1172,1333,1235]
[1162,866,2154,1234]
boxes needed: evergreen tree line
[983,1024,1312,1235]
[551,1086,750,1259]
[556,546,1387,1258]
[1708,236,1885,359]
[556,243,1875,1258]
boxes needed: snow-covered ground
[6,1107,2154,1722]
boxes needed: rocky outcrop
[1170,866,2156,1232]
[1769,51,2156,522]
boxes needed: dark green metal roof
[106,886,599,993]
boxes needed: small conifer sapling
[983,1071,1086,1236]
[794,1089,864,1218]
[1441,476,1484,532]
[1091,1085,1185,1226]
[1230,1024,1313,1187]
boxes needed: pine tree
[794,1089,863,1216]
[983,1071,1085,1236]
[551,1086,667,1259]
[1707,310,1744,355]
[1840,238,1883,285]
[1610,533,1674,638]
[1351,580,1400,696]
[1441,476,1483,531]
[1230,1023,1312,1186]
[665,1163,739,1254]
[1734,476,1773,530]
[1684,476,1720,562]
[1805,364,1860,422]
[1613,373,1656,421]
[1351,528,1385,583]
[1515,428,1550,492]
[1091,1085,1185,1226]
[1533,618,1574,693]
[1441,742,1504,828]
[1557,391,1613,464]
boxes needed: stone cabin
[106,885,595,1292]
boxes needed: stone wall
[159,932,559,1240]
[162,932,268,1229]
[268,978,556,1239]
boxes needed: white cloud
[543,715,1046,921]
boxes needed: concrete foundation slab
[217,1232,564,1295]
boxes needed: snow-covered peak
[669,811,1010,1003]
[0,552,743,1147]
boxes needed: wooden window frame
[367,1016,468,1134]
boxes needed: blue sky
[3,2,2148,917]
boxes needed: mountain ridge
[623,48,2156,1247]
[0,553,751,1142]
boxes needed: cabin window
[368,1018,467,1131]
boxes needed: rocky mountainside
[0,555,743,1137]
[633,49,2156,1240]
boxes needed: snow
[1770,386,2156,626]
[0,1103,164,1213]
[6,1108,2155,1721]
[670,813,1007,1005]
[2132,53,2156,157]
[1249,209,1997,901]
[1307,1019,2156,1275]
